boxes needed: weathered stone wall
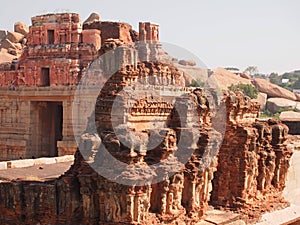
[0,94,29,160]
[139,22,159,42]
[29,13,82,45]
[0,61,222,224]
[0,13,101,87]
[82,29,102,51]
[95,61,184,132]
[0,13,158,161]
[83,21,134,44]
[210,92,293,221]
[0,91,293,224]
[0,43,99,87]
[0,87,96,161]
[0,176,82,225]
[0,12,294,225]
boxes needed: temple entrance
[30,101,63,158]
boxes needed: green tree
[292,77,300,89]
[228,83,259,99]
[269,70,300,90]
[188,79,205,87]
[224,67,239,71]
[269,72,281,85]
[244,66,258,76]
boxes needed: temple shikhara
[0,12,294,224]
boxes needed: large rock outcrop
[256,92,267,110]
[209,67,252,90]
[280,111,300,121]
[6,31,24,43]
[280,111,300,135]
[83,12,101,24]
[0,30,7,41]
[0,48,15,62]
[0,22,28,63]
[178,59,196,66]
[266,98,300,113]
[252,78,297,101]
[14,22,29,36]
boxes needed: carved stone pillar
[125,186,135,223]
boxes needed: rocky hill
[0,22,29,63]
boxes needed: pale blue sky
[1,0,299,74]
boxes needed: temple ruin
[0,12,294,224]
[0,13,143,160]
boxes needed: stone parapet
[0,155,74,170]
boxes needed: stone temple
[0,13,294,224]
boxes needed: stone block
[83,13,101,24]
[55,155,74,163]
[6,139,26,147]
[14,22,29,36]
[256,92,267,110]
[8,159,34,168]
[266,98,297,114]
[0,39,15,50]
[57,141,78,148]
[34,157,56,165]
[82,29,101,51]
[0,162,7,170]
[253,78,297,101]
[6,31,24,43]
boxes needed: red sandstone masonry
[0,13,159,160]
[0,12,293,225]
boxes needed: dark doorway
[41,68,50,86]
[282,121,300,135]
[30,101,63,158]
[47,30,55,44]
